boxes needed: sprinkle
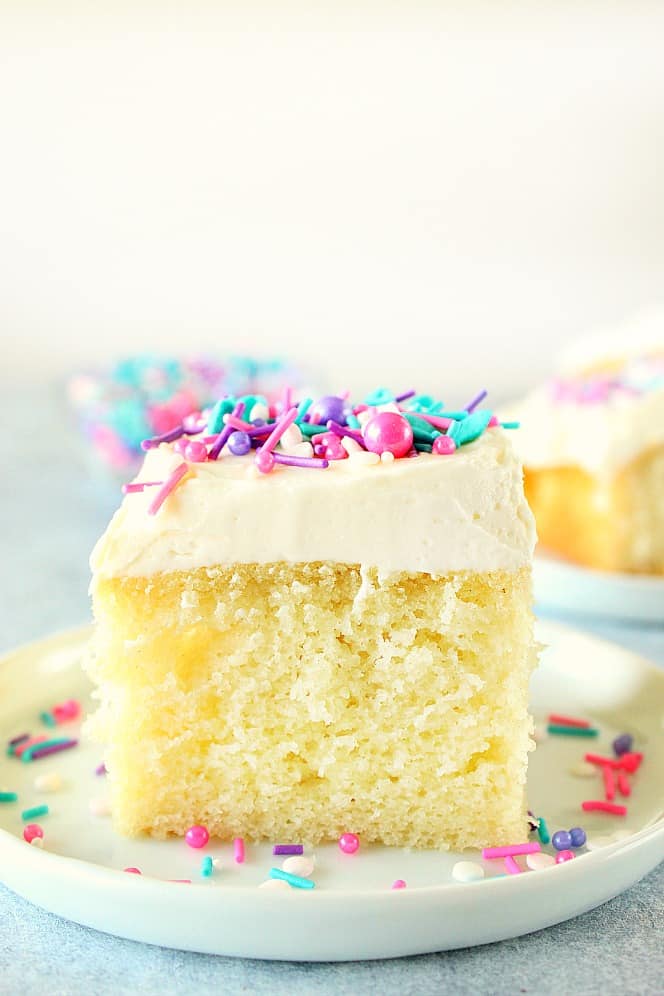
[124,867,142,874]
[612,733,634,757]
[296,397,312,419]
[348,451,380,467]
[23,823,44,844]
[500,420,520,429]
[547,725,598,737]
[234,837,245,863]
[273,844,304,855]
[185,824,209,849]
[34,773,63,792]
[7,733,31,749]
[504,856,521,875]
[223,414,271,435]
[22,739,79,763]
[452,861,485,882]
[269,867,315,890]
[40,711,57,728]
[147,462,188,515]
[95,762,107,776]
[581,801,627,815]
[346,412,361,429]
[555,850,575,864]
[259,406,298,455]
[464,389,488,413]
[548,714,592,728]
[536,816,551,845]
[0,791,18,803]
[552,829,572,851]
[22,804,49,821]
[338,832,360,854]
[201,855,214,878]
[395,389,417,403]
[169,879,192,884]
[325,420,365,446]
[122,481,163,493]
[620,751,643,773]
[526,852,556,871]
[603,765,616,801]
[584,753,621,769]
[617,770,631,797]
[297,421,329,438]
[482,842,541,859]
[12,735,49,758]
[273,453,329,469]
[569,761,598,778]
[208,401,246,460]
[391,879,407,889]
[141,425,185,450]
[52,699,81,723]
[282,855,314,877]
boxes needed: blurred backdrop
[1,2,664,399]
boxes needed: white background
[1,2,663,400]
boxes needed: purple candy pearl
[310,395,348,426]
[569,827,586,848]
[552,829,572,851]
[612,733,633,757]
[228,430,252,456]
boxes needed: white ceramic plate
[534,551,664,624]
[0,623,662,961]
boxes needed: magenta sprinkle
[208,401,246,460]
[464,389,488,413]
[410,412,456,431]
[8,733,31,748]
[325,421,365,446]
[122,481,163,493]
[30,739,79,761]
[273,844,304,855]
[95,762,107,776]
[224,415,272,436]
[273,453,329,469]
[147,462,189,515]
[395,389,416,403]
[259,406,299,455]
[141,425,184,450]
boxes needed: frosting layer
[91,429,535,579]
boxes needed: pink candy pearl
[432,436,456,456]
[314,432,347,460]
[173,437,189,455]
[184,440,208,462]
[392,879,407,889]
[255,449,276,474]
[338,832,360,854]
[23,824,44,844]
[185,824,210,849]
[555,849,575,864]
[363,413,413,458]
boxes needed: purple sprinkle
[208,401,246,460]
[395,389,416,403]
[325,420,365,446]
[182,414,207,435]
[273,844,304,856]
[464,389,488,413]
[30,739,79,761]
[273,453,329,469]
[141,426,185,450]
[95,762,108,776]
[8,732,31,748]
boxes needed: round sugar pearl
[23,824,43,844]
[569,827,587,848]
[612,733,633,756]
[526,852,556,871]
[184,440,208,462]
[228,431,251,456]
[255,450,275,474]
[555,849,575,864]
[432,436,456,456]
[53,699,80,721]
[185,824,210,849]
[259,878,291,891]
[381,451,395,464]
[552,830,572,851]
[363,413,413,458]
[391,879,407,889]
[124,867,142,874]
[452,861,485,883]
[310,395,348,426]
[34,773,63,793]
[282,855,315,877]
[338,832,360,854]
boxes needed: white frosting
[90,429,535,579]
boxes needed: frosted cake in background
[515,310,664,574]
[86,388,537,851]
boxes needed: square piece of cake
[87,391,537,850]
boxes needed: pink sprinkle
[325,420,365,446]
[504,856,521,875]
[52,699,81,722]
[391,879,407,889]
[482,842,541,859]
[169,879,192,884]
[617,771,631,797]
[581,801,627,815]
[555,850,575,864]
[408,412,455,431]
[122,481,163,493]
[124,867,142,874]
[224,413,271,434]
[234,837,245,864]
[14,735,49,758]
[259,406,299,455]
[23,824,44,844]
[548,714,591,728]
[147,462,188,516]
[603,765,616,801]
[585,753,622,770]
[208,401,246,460]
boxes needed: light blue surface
[1,386,662,995]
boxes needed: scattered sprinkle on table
[21,804,49,822]
[547,725,599,738]
[452,861,485,883]
[269,867,315,890]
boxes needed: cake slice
[86,391,537,850]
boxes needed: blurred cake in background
[68,354,307,476]
[515,310,664,574]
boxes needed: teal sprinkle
[40,711,57,729]
[296,397,312,419]
[269,867,315,890]
[436,410,468,420]
[207,397,235,434]
[537,816,551,845]
[363,387,394,406]
[402,413,439,441]
[0,791,18,803]
[500,420,520,429]
[448,409,492,447]
[298,422,328,438]
[346,412,361,429]
[22,804,49,821]
[21,738,74,763]
[405,394,437,414]
[547,724,598,738]
[414,442,433,453]
[201,855,214,878]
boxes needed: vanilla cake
[515,322,664,574]
[86,391,537,850]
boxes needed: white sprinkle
[452,861,485,883]
[291,441,314,458]
[279,424,303,452]
[282,855,315,877]
[348,451,380,467]
[340,436,362,454]
[89,797,111,817]
[249,402,269,423]
[569,761,598,778]
[380,451,395,464]
[212,858,223,869]
[376,402,401,414]
[258,878,291,891]
[34,773,63,793]
[356,410,372,428]
[526,852,556,871]
[30,837,44,848]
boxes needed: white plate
[534,551,664,624]
[0,623,662,961]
